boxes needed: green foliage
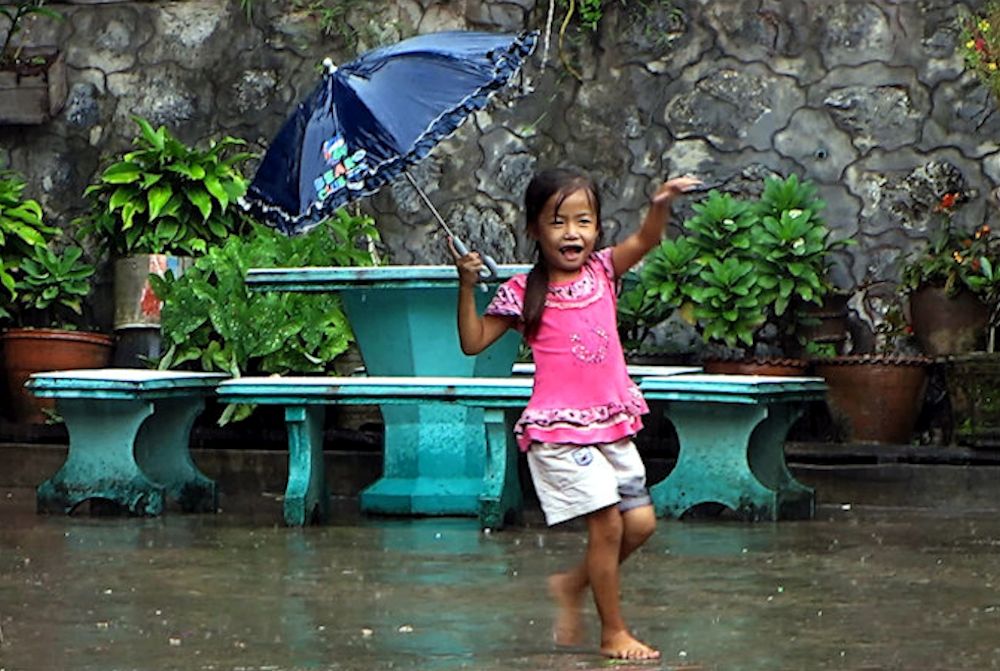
[11,245,95,329]
[958,3,1000,105]
[621,175,845,354]
[0,169,56,320]
[689,257,767,348]
[152,210,381,424]
[79,116,253,257]
[899,193,997,298]
[289,0,388,53]
[0,0,62,65]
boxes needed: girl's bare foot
[547,572,585,646]
[600,630,661,660]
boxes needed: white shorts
[526,438,652,526]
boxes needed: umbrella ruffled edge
[240,30,539,237]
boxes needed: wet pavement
[2,489,1000,671]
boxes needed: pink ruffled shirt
[486,247,649,450]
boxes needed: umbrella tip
[322,58,337,75]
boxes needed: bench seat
[217,376,535,528]
[27,369,227,516]
[640,374,827,521]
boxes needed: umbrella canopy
[242,30,538,236]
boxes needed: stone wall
[1,0,996,340]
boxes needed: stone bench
[26,369,227,516]
[216,372,825,528]
[216,376,534,528]
[639,374,827,521]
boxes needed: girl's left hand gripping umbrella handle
[452,237,499,282]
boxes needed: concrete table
[245,265,529,517]
[27,369,226,515]
[639,374,827,521]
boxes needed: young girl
[451,168,701,660]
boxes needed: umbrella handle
[452,237,499,282]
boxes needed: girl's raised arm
[611,176,703,277]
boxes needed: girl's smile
[532,188,600,283]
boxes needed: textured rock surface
[0,0,996,333]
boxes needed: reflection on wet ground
[2,490,999,670]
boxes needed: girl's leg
[586,504,660,659]
[549,504,657,651]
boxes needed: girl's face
[530,187,600,282]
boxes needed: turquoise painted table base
[27,370,226,516]
[245,265,529,517]
[640,374,827,522]
[217,376,531,528]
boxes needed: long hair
[521,168,602,338]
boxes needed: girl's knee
[623,506,656,544]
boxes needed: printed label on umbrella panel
[315,138,369,202]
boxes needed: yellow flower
[969,39,978,49]
[990,62,998,71]
[980,19,991,32]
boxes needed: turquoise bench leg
[37,398,165,516]
[651,402,814,521]
[479,408,523,530]
[134,397,218,513]
[284,406,329,526]
[747,403,815,519]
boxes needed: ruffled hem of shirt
[516,414,644,451]
[513,392,649,450]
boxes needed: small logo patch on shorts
[572,447,594,467]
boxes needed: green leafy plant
[0,169,56,321]
[10,244,96,329]
[900,192,996,297]
[152,210,381,424]
[79,116,253,257]
[621,175,845,355]
[0,0,62,68]
[617,236,698,352]
[959,2,1000,104]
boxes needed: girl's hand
[651,176,704,206]
[448,237,484,288]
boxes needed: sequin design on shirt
[570,326,608,364]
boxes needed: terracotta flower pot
[0,329,114,424]
[813,355,930,444]
[908,286,989,357]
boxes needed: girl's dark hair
[522,168,602,338]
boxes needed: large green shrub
[0,169,57,321]
[151,209,381,423]
[623,174,845,354]
[80,116,253,257]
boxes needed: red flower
[977,37,988,53]
[937,192,958,211]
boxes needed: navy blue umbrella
[242,30,538,274]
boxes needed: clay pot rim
[810,354,931,367]
[701,355,809,368]
[0,328,114,345]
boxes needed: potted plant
[78,115,253,365]
[0,0,66,125]
[811,289,931,445]
[617,236,699,362]
[898,191,995,356]
[1,244,113,423]
[959,2,1000,106]
[152,210,381,425]
[631,175,846,375]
